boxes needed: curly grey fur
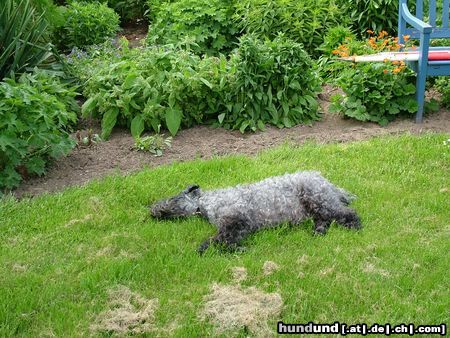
[150,171,361,254]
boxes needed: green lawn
[1,134,449,337]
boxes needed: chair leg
[415,71,427,123]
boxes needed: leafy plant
[234,0,345,57]
[107,0,147,22]
[435,77,450,108]
[317,26,357,81]
[147,0,238,56]
[146,0,174,22]
[75,129,102,147]
[329,32,419,125]
[54,1,120,50]
[0,0,56,80]
[335,0,399,37]
[134,134,172,156]
[223,35,322,132]
[80,43,228,138]
[0,71,78,190]
[80,35,321,138]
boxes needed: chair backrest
[400,0,450,39]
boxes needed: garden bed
[13,88,450,198]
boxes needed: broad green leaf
[131,115,145,138]
[200,78,213,89]
[101,108,119,140]
[239,121,249,133]
[165,106,182,136]
[81,97,98,117]
[218,113,226,124]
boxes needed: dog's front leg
[197,213,256,254]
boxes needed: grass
[1,133,449,336]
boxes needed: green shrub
[65,41,121,86]
[31,0,65,29]
[81,42,229,138]
[146,0,173,22]
[317,26,357,81]
[223,35,321,132]
[0,71,78,190]
[234,0,345,57]
[435,77,450,108]
[77,0,147,21]
[0,0,56,80]
[55,2,120,50]
[147,0,238,56]
[336,0,399,37]
[80,36,321,138]
[330,62,417,125]
[328,32,419,125]
[106,0,147,21]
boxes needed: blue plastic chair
[398,0,450,122]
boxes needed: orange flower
[393,67,401,74]
[378,30,388,38]
[367,29,374,35]
[403,35,410,41]
[383,69,389,74]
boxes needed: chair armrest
[400,2,432,33]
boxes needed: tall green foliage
[80,36,321,138]
[0,0,55,80]
[234,0,345,57]
[54,2,120,50]
[224,35,321,132]
[147,0,238,56]
[0,71,78,190]
[336,0,399,36]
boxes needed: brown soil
[13,87,450,198]
[120,21,148,48]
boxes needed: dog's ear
[184,185,200,196]
[186,185,200,192]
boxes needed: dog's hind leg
[313,207,361,235]
[197,213,258,254]
[332,207,362,230]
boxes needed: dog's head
[150,185,201,219]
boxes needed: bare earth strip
[14,93,450,197]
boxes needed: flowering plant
[329,31,419,125]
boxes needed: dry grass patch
[231,266,248,283]
[91,285,159,335]
[262,261,280,276]
[200,283,283,336]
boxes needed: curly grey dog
[150,171,361,254]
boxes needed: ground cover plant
[1,134,449,336]
[0,71,79,191]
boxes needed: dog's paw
[197,240,211,255]
[314,226,327,235]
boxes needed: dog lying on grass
[150,171,361,254]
